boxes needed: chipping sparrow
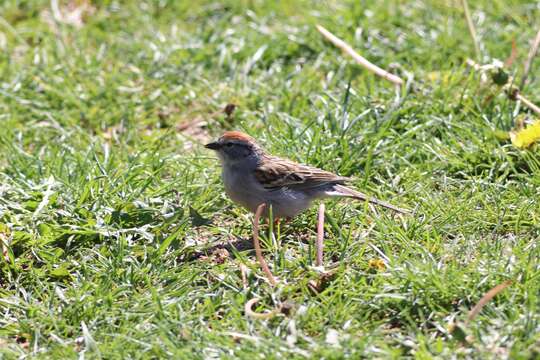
[205,131,408,218]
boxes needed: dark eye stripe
[225,141,251,149]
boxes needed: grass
[0,0,539,358]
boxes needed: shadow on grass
[183,236,254,262]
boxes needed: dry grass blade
[239,263,248,290]
[461,0,481,60]
[516,93,540,115]
[467,280,512,323]
[521,28,540,88]
[316,25,404,86]
[0,232,9,262]
[315,203,325,267]
[253,203,277,286]
[244,298,278,319]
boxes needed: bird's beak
[204,141,221,150]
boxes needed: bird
[205,131,409,218]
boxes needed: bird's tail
[327,184,410,214]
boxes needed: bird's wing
[254,155,350,190]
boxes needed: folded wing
[254,155,349,190]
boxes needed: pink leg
[315,203,325,267]
[253,203,277,286]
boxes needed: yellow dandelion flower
[510,120,540,148]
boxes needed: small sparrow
[205,131,408,218]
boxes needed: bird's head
[205,131,262,166]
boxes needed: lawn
[0,0,539,358]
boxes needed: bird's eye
[225,143,233,147]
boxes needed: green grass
[0,0,539,358]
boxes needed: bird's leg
[253,203,277,286]
[315,203,325,267]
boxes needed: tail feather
[327,184,410,214]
